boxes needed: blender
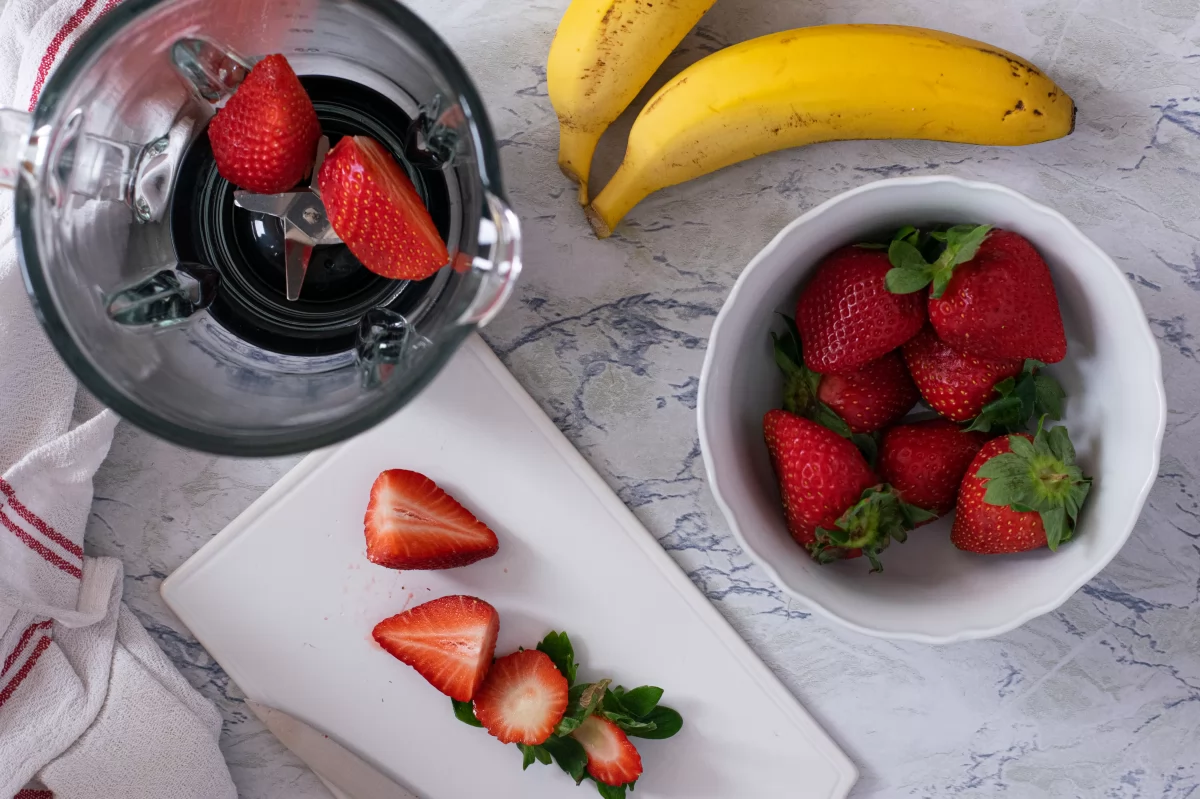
[0,0,522,456]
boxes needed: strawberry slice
[372,595,499,701]
[472,649,568,745]
[364,469,499,570]
[208,54,321,193]
[571,714,644,787]
[318,135,450,280]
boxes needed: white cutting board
[162,336,857,799]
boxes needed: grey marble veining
[78,0,1200,796]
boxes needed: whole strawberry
[902,326,1066,431]
[878,420,988,518]
[773,316,917,436]
[817,352,919,435]
[885,226,1067,363]
[208,54,321,194]
[319,135,450,280]
[796,246,926,374]
[763,410,932,570]
[902,326,1023,423]
[952,424,1091,554]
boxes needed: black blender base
[171,75,452,357]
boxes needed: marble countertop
[82,0,1200,796]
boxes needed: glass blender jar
[0,0,521,456]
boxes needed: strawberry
[901,326,1066,432]
[772,315,916,437]
[816,352,919,435]
[318,135,449,281]
[885,226,1067,363]
[364,469,499,570]
[762,410,932,570]
[372,595,499,701]
[571,714,644,787]
[795,246,926,374]
[902,326,1024,423]
[207,54,321,194]
[878,420,988,518]
[473,649,569,745]
[952,424,1092,554]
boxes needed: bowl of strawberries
[698,176,1166,643]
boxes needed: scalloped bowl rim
[697,175,1166,644]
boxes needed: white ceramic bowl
[698,176,1166,643]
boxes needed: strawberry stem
[809,486,936,572]
[884,224,994,299]
[975,419,1092,551]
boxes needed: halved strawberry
[372,595,499,702]
[364,469,499,570]
[472,650,568,745]
[571,714,644,787]
[208,54,321,193]
[318,135,450,280]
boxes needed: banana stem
[586,163,648,239]
[557,125,602,206]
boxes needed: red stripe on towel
[0,635,52,709]
[1,621,53,677]
[0,479,83,560]
[0,509,82,579]
[27,0,102,110]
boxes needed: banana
[587,25,1076,238]
[547,0,717,204]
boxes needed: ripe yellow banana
[547,0,716,204]
[587,25,1076,238]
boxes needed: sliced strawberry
[571,714,644,787]
[372,595,499,701]
[318,135,449,280]
[364,469,499,570]
[208,54,321,193]
[472,650,568,745]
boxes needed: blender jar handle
[460,191,523,327]
[0,108,40,191]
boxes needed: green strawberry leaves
[453,631,682,796]
[538,630,578,686]
[623,705,684,740]
[884,224,994,299]
[603,684,684,739]
[617,686,663,717]
[964,359,1066,434]
[771,315,878,465]
[518,743,553,770]
[594,782,630,799]
[540,734,588,782]
[976,419,1093,550]
[811,485,937,572]
[451,698,483,727]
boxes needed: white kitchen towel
[0,0,237,796]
